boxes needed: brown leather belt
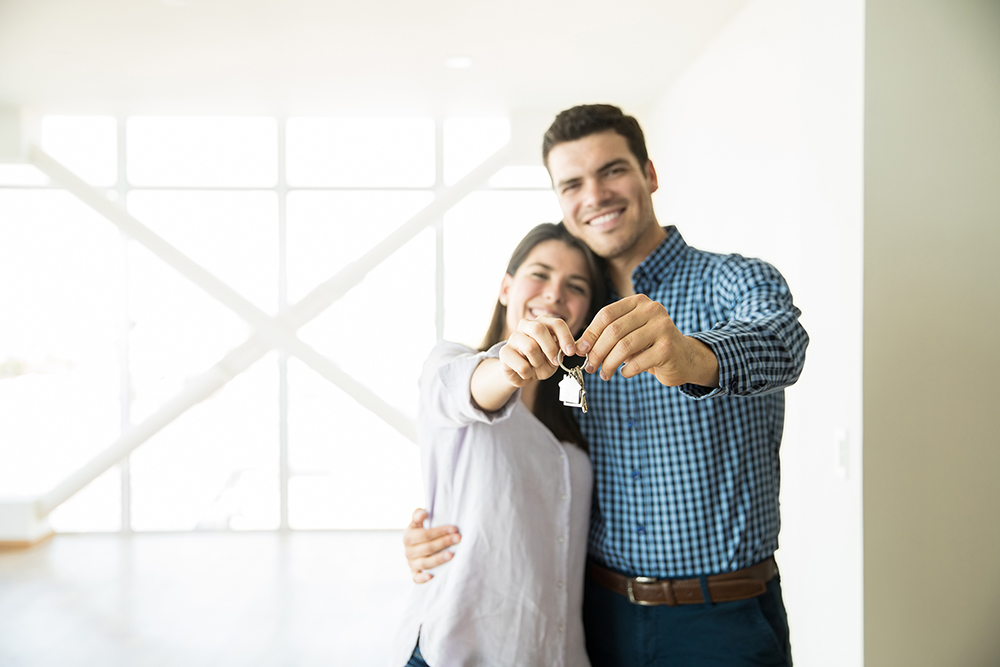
[588,557,777,606]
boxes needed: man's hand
[574,294,720,388]
[403,508,462,584]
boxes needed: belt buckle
[626,576,658,606]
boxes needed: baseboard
[0,530,55,550]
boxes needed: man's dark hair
[542,104,649,168]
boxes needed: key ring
[557,350,589,373]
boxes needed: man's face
[546,130,659,262]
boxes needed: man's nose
[581,178,608,207]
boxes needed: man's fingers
[617,341,668,379]
[587,310,650,378]
[406,531,461,580]
[402,522,457,547]
[597,311,673,378]
[403,526,461,553]
[409,548,455,575]
[403,508,461,583]
[406,508,428,530]
[575,298,640,358]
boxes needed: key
[558,353,589,413]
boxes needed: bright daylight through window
[0,114,559,532]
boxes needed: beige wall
[864,1,1000,665]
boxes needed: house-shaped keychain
[559,373,587,411]
[557,352,588,412]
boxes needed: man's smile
[585,208,625,231]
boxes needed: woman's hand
[471,316,578,412]
[497,316,578,386]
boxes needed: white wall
[864,1,1000,665]
[643,0,865,664]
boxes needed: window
[0,115,554,532]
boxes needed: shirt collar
[629,226,687,295]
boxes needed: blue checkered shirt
[578,227,809,578]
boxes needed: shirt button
[560,494,567,501]
[558,536,565,544]
[632,470,640,480]
[556,581,564,589]
[637,525,646,535]
[627,418,635,428]
[559,454,566,461]
[558,625,565,633]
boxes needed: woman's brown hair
[479,223,607,449]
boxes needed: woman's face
[499,239,593,339]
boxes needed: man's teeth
[590,211,620,225]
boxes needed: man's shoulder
[681,243,783,283]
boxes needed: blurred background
[1,0,998,665]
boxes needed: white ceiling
[0,0,747,115]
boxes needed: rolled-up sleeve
[420,341,520,427]
[682,257,809,399]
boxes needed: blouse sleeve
[419,340,520,428]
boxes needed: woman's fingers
[517,318,564,366]
[499,317,580,384]
[498,343,535,383]
[535,316,579,358]
[502,335,552,382]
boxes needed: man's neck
[607,224,667,297]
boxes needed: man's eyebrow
[555,158,631,188]
[598,158,630,173]
[555,174,581,189]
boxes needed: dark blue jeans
[583,570,792,667]
[405,643,430,667]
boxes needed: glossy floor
[0,531,413,666]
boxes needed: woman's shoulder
[422,340,476,375]
[429,339,476,358]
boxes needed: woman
[393,223,607,667]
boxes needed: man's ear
[645,160,659,194]
[499,273,513,306]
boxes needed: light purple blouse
[392,341,593,667]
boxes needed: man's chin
[581,229,632,259]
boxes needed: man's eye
[562,183,579,193]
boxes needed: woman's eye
[570,284,587,295]
[532,272,548,280]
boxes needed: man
[404,104,808,666]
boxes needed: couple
[395,105,809,667]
